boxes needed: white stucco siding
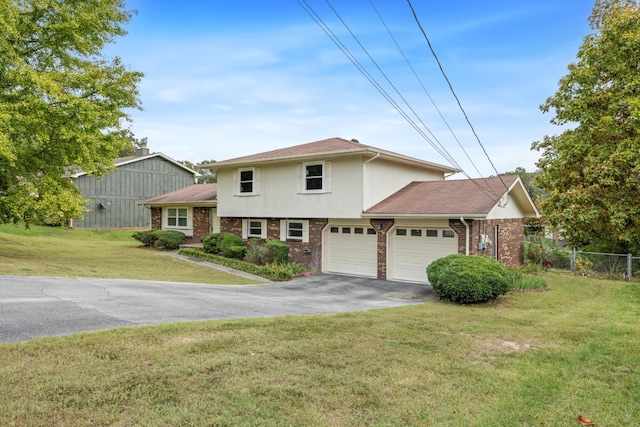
[486,194,527,219]
[217,157,365,218]
[363,159,446,210]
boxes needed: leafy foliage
[132,230,186,250]
[245,238,290,265]
[426,254,465,291]
[0,0,143,225]
[201,232,245,257]
[532,0,640,252]
[178,248,303,281]
[431,255,510,304]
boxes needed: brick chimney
[135,142,150,157]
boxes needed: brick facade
[449,218,525,266]
[150,207,162,230]
[148,206,212,245]
[369,219,395,279]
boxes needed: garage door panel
[390,228,458,283]
[325,225,377,277]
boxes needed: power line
[405,0,509,192]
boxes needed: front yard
[1,268,638,425]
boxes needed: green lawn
[0,223,257,284]
[1,267,638,425]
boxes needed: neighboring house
[139,183,219,244]
[67,145,197,229]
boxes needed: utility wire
[369,0,485,180]
[405,0,509,192]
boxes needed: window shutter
[241,219,248,239]
[302,220,309,243]
[324,161,332,193]
[280,219,287,241]
[254,167,260,195]
[260,219,267,239]
[233,170,239,195]
[296,164,303,193]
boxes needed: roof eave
[139,201,218,207]
[361,213,487,219]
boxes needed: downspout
[362,152,381,211]
[460,217,470,255]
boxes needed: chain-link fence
[552,250,640,282]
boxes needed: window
[396,229,407,236]
[342,227,351,234]
[330,227,339,233]
[248,220,263,237]
[239,168,254,194]
[354,227,364,234]
[305,163,323,191]
[167,208,188,227]
[443,230,455,238]
[367,228,376,235]
[287,221,303,239]
[411,229,422,237]
[426,229,438,237]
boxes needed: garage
[324,224,377,277]
[389,226,458,283]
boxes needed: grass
[0,223,258,284]
[1,270,639,426]
[1,225,638,424]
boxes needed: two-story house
[198,137,539,283]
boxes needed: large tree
[532,0,640,252]
[0,0,142,225]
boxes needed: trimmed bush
[433,255,510,304]
[132,229,186,250]
[225,245,247,260]
[245,238,290,265]
[426,254,465,294]
[177,248,303,281]
[202,232,244,255]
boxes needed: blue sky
[107,0,594,177]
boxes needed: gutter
[460,217,470,255]
[363,152,381,211]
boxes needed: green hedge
[428,255,510,304]
[132,229,186,250]
[178,248,305,281]
[245,238,290,265]
[201,232,245,256]
[426,254,465,294]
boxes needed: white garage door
[390,227,458,283]
[324,225,377,278]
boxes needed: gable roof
[205,137,458,173]
[68,152,198,179]
[139,184,217,206]
[364,175,539,218]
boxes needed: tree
[177,160,218,184]
[500,167,545,203]
[532,0,640,252]
[0,0,143,225]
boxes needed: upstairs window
[167,208,188,227]
[305,163,323,191]
[239,168,254,194]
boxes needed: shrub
[202,232,244,255]
[154,230,186,250]
[225,245,247,260]
[426,254,465,293]
[505,268,548,290]
[434,255,510,304]
[245,238,290,265]
[132,229,185,250]
[177,248,301,281]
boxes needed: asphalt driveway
[0,274,433,344]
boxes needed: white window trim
[279,219,309,243]
[303,161,324,193]
[242,219,267,239]
[297,161,332,194]
[236,167,260,196]
[163,207,193,236]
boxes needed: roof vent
[350,138,360,143]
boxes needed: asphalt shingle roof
[364,175,519,216]
[141,184,217,205]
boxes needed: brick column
[370,219,394,280]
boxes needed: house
[140,183,219,244]
[67,145,198,229]
[144,137,539,283]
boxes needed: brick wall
[150,207,162,230]
[187,207,211,244]
[370,219,395,279]
[219,217,328,271]
[449,218,525,266]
